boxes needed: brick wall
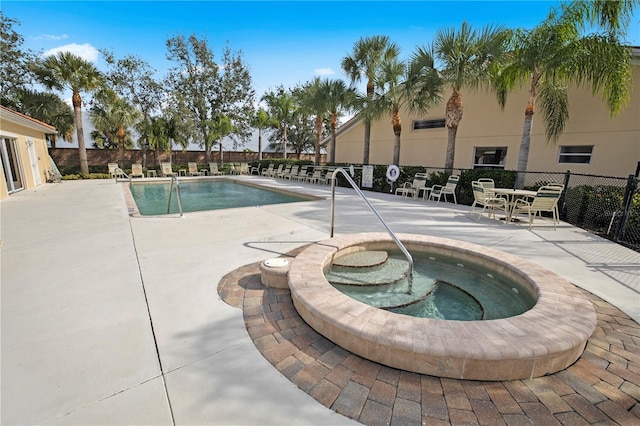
[50,148,325,170]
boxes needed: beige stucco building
[334,48,640,177]
[1,106,56,200]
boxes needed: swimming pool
[128,179,315,215]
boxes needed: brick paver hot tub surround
[288,233,597,381]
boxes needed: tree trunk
[362,119,371,165]
[330,114,338,164]
[258,129,263,160]
[283,124,287,159]
[72,91,89,175]
[392,111,402,166]
[315,116,322,165]
[444,89,463,173]
[516,107,535,188]
[516,76,539,188]
[117,126,125,167]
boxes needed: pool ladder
[330,168,413,278]
[167,176,184,217]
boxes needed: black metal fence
[324,163,640,252]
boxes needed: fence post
[614,174,638,242]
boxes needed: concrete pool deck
[1,176,639,424]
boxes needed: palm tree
[14,89,75,145]
[364,56,441,166]
[262,87,295,159]
[297,78,329,165]
[342,35,400,165]
[32,51,103,174]
[494,4,632,184]
[251,108,277,160]
[210,115,235,165]
[90,90,141,166]
[323,79,356,164]
[425,22,509,172]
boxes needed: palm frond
[539,80,569,143]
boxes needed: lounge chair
[284,164,299,180]
[511,185,563,230]
[292,165,309,181]
[318,168,335,185]
[468,181,508,221]
[188,162,203,176]
[261,163,274,176]
[108,163,119,179]
[269,164,283,178]
[131,163,144,178]
[208,163,224,176]
[161,162,178,177]
[428,175,460,204]
[305,169,324,184]
[277,164,291,178]
[395,173,427,198]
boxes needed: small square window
[473,147,507,169]
[558,145,593,164]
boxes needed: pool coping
[288,232,598,381]
[121,176,323,217]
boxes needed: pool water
[327,251,536,321]
[129,180,312,215]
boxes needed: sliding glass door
[1,137,24,194]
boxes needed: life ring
[386,165,400,181]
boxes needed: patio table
[492,188,537,222]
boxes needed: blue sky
[9,0,639,100]
[4,1,639,151]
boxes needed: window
[412,119,445,130]
[558,145,593,164]
[473,147,507,169]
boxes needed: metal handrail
[167,176,184,217]
[114,167,128,181]
[330,167,413,278]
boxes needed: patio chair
[261,163,275,176]
[305,169,324,184]
[468,181,508,221]
[511,185,563,230]
[269,164,284,178]
[318,168,336,185]
[161,162,178,177]
[292,165,309,181]
[545,183,565,222]
[208,163,224,176]
[188,162,203,176]
[131,163,144,178]
[427,175,460,204]
[477,178,495,189]
[108,163,120,179]
[283,164,299,180]
[229,163,239,175]
[395,173,427,198]
[239,163,250,175]
[277,164,291,178]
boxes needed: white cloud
[34,34,69,41]
[314,68,335,76]
[43,43,100,63]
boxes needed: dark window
[473,147,507,169]
[558,145,593,164]
[412,119,445,130]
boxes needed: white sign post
[362,165,374,188]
